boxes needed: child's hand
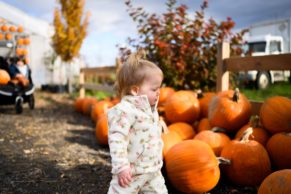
[15,74,22,78]
[117,168,132,188]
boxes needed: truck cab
[240,34,290,89]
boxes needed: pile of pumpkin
[74,87,291,194]
[74,96,118,145]
[0,22,31,85]
[0,22,31,62]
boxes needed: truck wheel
[256,71,271,89]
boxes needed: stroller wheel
[28,94,35,110]
[15,96,23,114]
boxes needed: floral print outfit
[107,95,168,194]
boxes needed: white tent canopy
[0,1,53,38]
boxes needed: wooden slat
[83,83,114,93]
[79,63,120,97]
[80,66,116,75]
[225,53,291,72]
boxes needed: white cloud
[2,0,291,67]
[3,0,54,18]
[89,9,125,33]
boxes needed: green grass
[71,90,113,100]
[240,82,291,101]
[86,90,113,100]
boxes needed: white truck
[240,17,291,89]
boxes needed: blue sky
[1,0,291,67]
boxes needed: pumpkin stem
[250,115,261,128]
[197,89,203,99]
[240,127,253,142]
[232,88,240,102]
[159,117,169,133]
[211,127,227,133]
[217,157,231,165]
[158,106,165,116]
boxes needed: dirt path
[0,91,111,194]
[0,91,257,194]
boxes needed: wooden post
[216,42,230,92]
[79,68,85,98]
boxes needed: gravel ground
[0,90,258,194]
[0,91,111,194]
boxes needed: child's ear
[130,86,139,96]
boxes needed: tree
[52,0,90,92]
[120,0,247,91]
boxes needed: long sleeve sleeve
[107,107,132,174]
[9,64,18,78]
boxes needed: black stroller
[0,57,35,114]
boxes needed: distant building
[0,1,85,88]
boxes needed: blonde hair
[116,49,163,98]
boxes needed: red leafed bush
[120,0,247,91]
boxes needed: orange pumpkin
[81,98,98,115]
[23,38,30,45]
[158,87,175,106]
[168,122,196,140]
[235,116,270,146]
[165,140,221,193]
[220,128,271,186]
[194,129,231,156]
[9,26,16,32]
[17,26,24,33]
[110,97,120,105]
[17,38,24,45]
[197,118,212,133]
[258,169,291,194]
[161,130,182,158]
[260,96,291,134]
[197,89,215,118]
[1,25,8,32]
[0,70,11,84]
[208,88,251,133]
[0,33,3,40]
[16,48,23,56]
[91,100,114,122]
[266,132,291,170]
[5,33,12,40]
[164,90,200,124]
[95,114,109,145]
[74,98,85,112]
[22,49,28,56]
[17,76,29,87]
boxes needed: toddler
[107,49,168,194]
[9,57,30,87]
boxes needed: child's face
[17,60,24,66]
[136,71,163,106]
